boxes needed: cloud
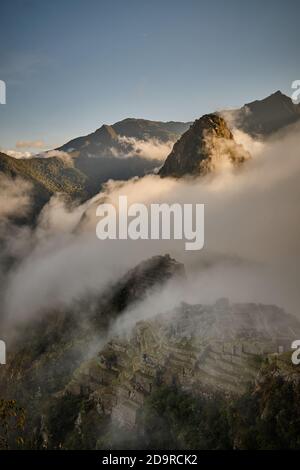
[0,148,71,162]
[0,174,32,219]
[37,150,73,164]
[232,128,264,155]
[116,136,174,160]
[2,149,33,159]
[220,105,252,130]
[2,121,300,326]
[16,140,45,149]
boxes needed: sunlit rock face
[159,114,250,178]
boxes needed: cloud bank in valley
[1,122,300,327]
[1,149,33,159]
[0,174,32,219]
[116,136,174,161]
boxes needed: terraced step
[197,360,253,389]
[205,353,258,379]
[195,367,242,394]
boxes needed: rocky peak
[229,90,300,136]
[94,124,118,143]
[100,254,185,314]
[159,113,249,178]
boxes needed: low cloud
[2,149,33,159]
[2,122,300,326]
[116,136,174,160]
[1,148,72,163]
[37,149,74,164]
[0,174,32,219]
[16,140,45,149]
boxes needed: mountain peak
[95,124,118,141]
[159,113,249,178]
[271,89,283,97]
[245,90,291,107]
[236,90,300,135]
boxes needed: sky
[0,0,299,152]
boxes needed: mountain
[58,118,191,156]
[0,254,184,448]
[1,255,299,449]
[0,119,191,224]
[0,118,191,217]
[112,118,191,142]
[1,91,298,220]
[53,118,192,196]
[0,152,89,222]
[0,152,87,196]
[159,114,250,178]
[225,90,300,136]
[160,91,300,178]
[54,92,300,162]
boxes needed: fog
[1,121,300,328]
[116,136,174,161]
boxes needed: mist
[116,136,174,161]
[1,121,300,329]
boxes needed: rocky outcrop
[105,255,184,310]
[159,114,250,178]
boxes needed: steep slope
[58,124,125,157]
[0,152,89,223]
[72,299,299,431]
[1,255,300,448]
[0,255,184,422]
[0,152,88,198]
[159,114,250,178]
[225,90,300,136]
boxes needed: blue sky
[0,0,299,151]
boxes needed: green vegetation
[0,152,88,197]
[135,373,300,450]
[2,364,300,449]
[230,373,300,449]
[136,386,231,449]
[45,393,110,450]
[0,399,25,449]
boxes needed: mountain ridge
[1,90,299,222]
[222,89,300,136]
[58,118,192,156]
